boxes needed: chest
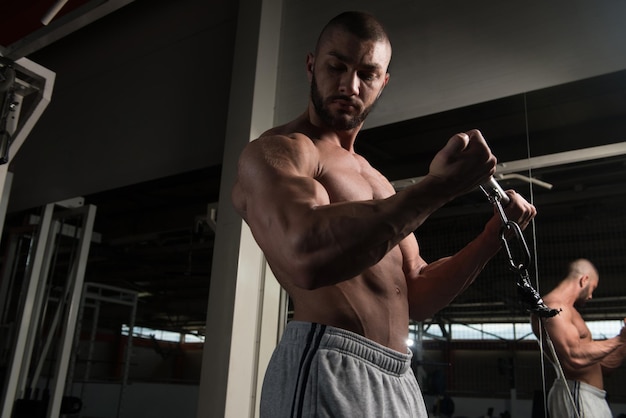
[315,147,394,202]
[572,313,592,340]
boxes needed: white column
[196,0,284,417]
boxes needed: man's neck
[304,108,362,152]
[548,282,579,307]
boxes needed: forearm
[564,337,624,369]
[280,175,454,289]
[601,344,626,370]
[407,226,502,320]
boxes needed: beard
[574,285,590,308]
[310,75,377,130]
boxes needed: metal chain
[483,181,573,416]
[489,194,560,318]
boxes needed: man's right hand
[427,129,497,199]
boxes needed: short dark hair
[315,11,391,53]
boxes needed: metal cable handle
[480,177,560,318]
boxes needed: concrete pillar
[196,0,284,417]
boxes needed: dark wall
[7,0,238,211]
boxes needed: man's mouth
[331,98,359,110]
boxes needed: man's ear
[374,73,391,101]
[579,274,589,287]
[306,53,315,82]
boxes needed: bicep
[543,312,581,357]
[234,137,329,268]
[401,235,425,282]
[237,140,328,223]
[246,173,329,234]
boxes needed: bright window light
[122,324,181,343]
[410,320,622,341]
[184,333,205,343]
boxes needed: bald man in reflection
[531,258,626,418]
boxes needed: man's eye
[359,72,376,81]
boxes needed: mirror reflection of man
[531,259,626,418]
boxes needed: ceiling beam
[392,142,626,190]
[1,0,137,59]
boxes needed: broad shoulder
[541,290,569,310]
[537,295,573,328]
[541,300,590,337]
[240,132,320,174]
[232,132,322,217]
[542,295,574,322]
[253,131,317,151]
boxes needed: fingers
[466,130,497,178]
[445,132,470,154]
[448,130,496,175]
[430,129,497,198]
[504,190,537,230]
[447,129,488,156]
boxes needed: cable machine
[0,200,96,418]
[72,282,138,418]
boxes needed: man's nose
[338,72,359,95]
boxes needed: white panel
[196,0,284,417]
[8,0,237,211]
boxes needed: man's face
[310,74,377,130]
[307,29,390,130]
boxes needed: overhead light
[41,0,70,26]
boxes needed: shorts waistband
[283,321,412,375]
[554,378,607,398]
